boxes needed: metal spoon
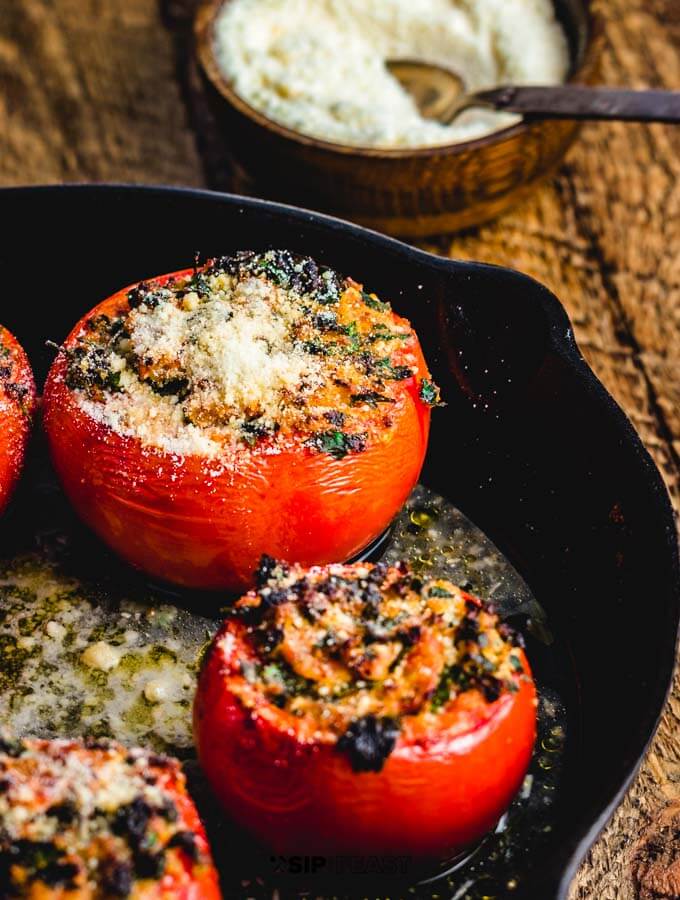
[387,60,680,125]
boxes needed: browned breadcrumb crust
[0,329,32,417]
[60,251,440,458]
[223,557,527,771]
[0,736,210,897]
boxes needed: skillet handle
[474,85,680,124]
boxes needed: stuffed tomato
[194,557,537,861]
[0,736,221,898]
[43,250,438,591]
[0,326,36,516]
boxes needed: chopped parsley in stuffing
[58,251,440,458]
[221,557,528,771]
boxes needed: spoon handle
[474,85,680,124]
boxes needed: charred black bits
[2,841,77,889]
[101,858,133,897]
[146,753,172,770]
[112,797,151,844]
[64,346,122,394]
[313,311,341,332]
[212,251,343,305]
[256,625,283,654]
[458,609,480,643]
[167,831,199,862]
[147,376,190,399]
[46,802,77,825]
[211,250,257,276]
[5,382,29,404]
[0,736,24,757]
[255,554,288,588]
[36,860,79,889]
[154,798,179,823]
[478,675,503,703]
[350,391,395,407]
[399,625,422,647]
[388,365,414,381]
[323,410,345,427]
[345,433,367,453]
[261,588,290,608]
[338,715,400,772]
[133,849,165,880]
[127,284,148,308]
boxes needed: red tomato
[0,736,222,899]
[194,588,537,863]
[150,765,223,900]
[0,326,36,516]
[42,267,432,591]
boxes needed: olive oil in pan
[0,556,215,756]
[206,487,569,899]
[0,482,568,898]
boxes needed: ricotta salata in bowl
[213,0,570,149]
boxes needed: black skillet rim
[1,182,678,898]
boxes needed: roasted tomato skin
[136,763,222,900]
[0,326,36,517]
[42,270,432,591]
[0,737,222,899]
[194,618,537,862]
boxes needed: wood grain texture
[424,3,680,896]
[0,0,204,184]
[0,0,678,896]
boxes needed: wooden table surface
[1,0,678,896]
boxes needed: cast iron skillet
[0,184,677,899]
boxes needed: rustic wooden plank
[0,0,205,185]
[426,1,680,895]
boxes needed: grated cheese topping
[60,250,439,459]
[0,326,34,419]
[219,557,529,771]
[0,737,213,895]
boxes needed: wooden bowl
[195,0,603,238]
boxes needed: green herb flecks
[361,291,390,313]
[308,430,367,460]
[377,359,413,381]
[428,586,454,598]
[419,378,443,407]
[367,325,408,344]
[342,321,362,351]
[350,392,395,408]
[431,664,468,711]
[260,660,314,699]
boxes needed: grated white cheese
[80,271,322,458]
[66,254,421,460]
[213,0,570,149]
[81,640,123,672]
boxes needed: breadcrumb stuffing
[220,557,528,767]
[59,251,438,459]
